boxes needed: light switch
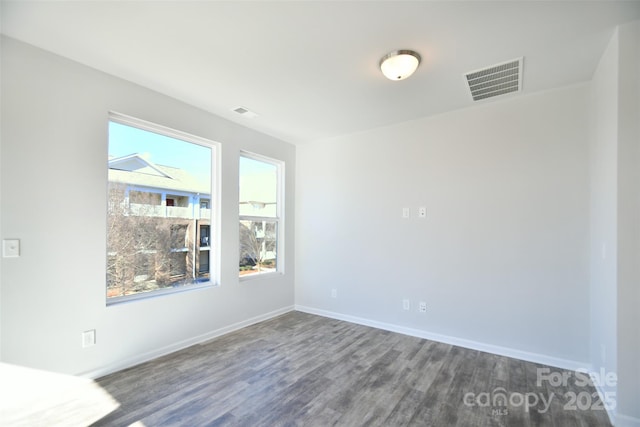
[2,239,20,258]
[402,207,410,218]
[82,329,96,348]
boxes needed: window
[107,113,217,302]
[239,153,283,277]
[200,225,210,247]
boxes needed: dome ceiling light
[379,50,421,81]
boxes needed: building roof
[108,154,210,195]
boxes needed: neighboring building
[107,153,211,297]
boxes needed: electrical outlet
[418,207,427,218]
[419,302,427,313]
[331,288,337,298]
[402,299,410,310]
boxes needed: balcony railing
[166,206,191,218]
[128,203,211,220]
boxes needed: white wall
[296,84,591,368]
[589,23,619,413]
[590,21,640,426]
[615,21,640,426]
[0,37,295,377]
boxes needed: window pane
[239,219,277,276]
[239,156,277,218]
[107,119,213,300]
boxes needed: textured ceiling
[2,1,639,144]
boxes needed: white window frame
[239,151,284,280]
[107,112,220,305]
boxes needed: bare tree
[107,184,174,297]
[239,220,276,274]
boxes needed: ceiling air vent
[232,106,259,119]
[464,57,523,101]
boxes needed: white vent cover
[232,106,259,119]
[464,57,523,101]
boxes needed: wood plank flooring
[89,311,612,427]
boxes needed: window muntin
[107,113,217,302]
[239,153,283,278]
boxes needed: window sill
[239,271,283,282]
[107,281,216,306]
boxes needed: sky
[109,121,212,181]
[109,121,279,188]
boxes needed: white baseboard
[80,305,295,379]
[295,305,590,373]
[615,414,640,427]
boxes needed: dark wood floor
[88,311,611,427]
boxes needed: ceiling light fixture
[379,50,421,81]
